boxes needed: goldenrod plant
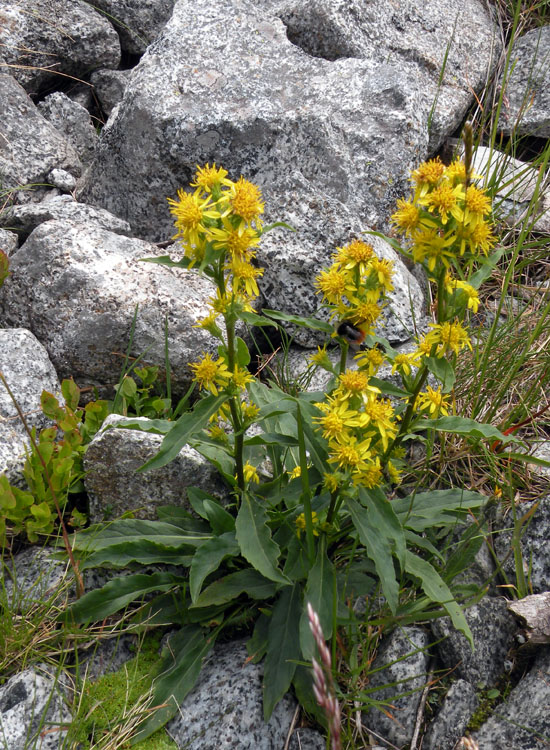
[60,152,518,742]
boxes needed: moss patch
[70,633,178,749]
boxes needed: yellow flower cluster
[314,238,394,334]
[168,163,264,302]
[313,370,400,488]
[172,165,265,478]
[391,157,496,272]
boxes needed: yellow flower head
[315,266,354,304]
[295,511,319,537]
[168,189,220,248]
[231,366,255,391]
[471,220,497,256]
[191,163,232,193]
[328,436,372,473]
[333,239,375,274]
[323,472,342,493]
[426,320,472,357]
[313,398,365,441]
[391,351,420,376]
[354,346,385,375]
[242,401,260,421]
[230,176,264,225]
[190,353,231,395]
[209,221,261,260]
[420,182,464,225]
[242,461,260,484]
[369,257,394,294]
[362,395,397,451]
[309,345,333,370]
[289,466,302,479]
[416,385,451,416]
[411,157,445,193]
[412,227,456,271]
[229,258,263,298]
[352,300,381,326]
[391,198,421,237]
[336,369,371,398]
[353,458,383,488]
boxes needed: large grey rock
[90,68,132,116]
[0,0,120,95]
[79,0,498,244]
[431,598,517,689]
[494,495,550,594]
[0,668,70,749]
[499,26,550,138]
[472,146,550,234]
[84,415,228,523]
[91,0,177,55]
[37,93,98,166]
[473,647,550,748]
[0,221,221,398]
[0,71,82,201]
[0,328,61,485]
[165,639,297,749]
[0,195,132,240]
[423,679,479,750]
[362,626,430,748]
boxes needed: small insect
[336,320,367,350]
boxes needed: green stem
[296,402,315,564]
[224,296,244,494]
[381,364,430,464]
[339,340,349,376]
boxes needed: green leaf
[132,626,215,742]
[191,568,277,608]
[359,486,406,568]
[469,246,507,289]
[369,376,411,398]
[139,394,228,471]
[261,309,333,333]
[404,551,473,646]
[61,572,185,624]
[70,519,211,554]
[299,541,335,660]
[347,496,399,613]
[263,584,302,720]
[189,532,240,602]
[423,416,519,445]
[247,611,271,663]
[425,357,456,393]
[236,337,251,368]
[261,220,296,233]
[244,432,299,447]
[393,489,486,531]
[139,254,193,269]
[235,493,290,586]
[239,311,278,328]
[112,416,174,435]
[77,540,194,570]
[292,665,326,728]
[190,438,237,486]
[186,488,235,534]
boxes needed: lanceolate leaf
[235,493,290,586]
[78,540,194,570]
[139,394,228,472]
[425,356,456,393]
[261,309,333,333]
[70,519,211,553]
[108,416,173,435]
[132,626,215,743]
[347,496,399,613]
[263,584,302,720]
[299,541,335,661]
[191,568,277,608]
[420,416,519,445]
[404,550,473,647]
[393,488,486,531]
[189,532,240,603]
[359,487,406,568]
[61,572,185,624]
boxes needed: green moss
[70,633,178,749]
